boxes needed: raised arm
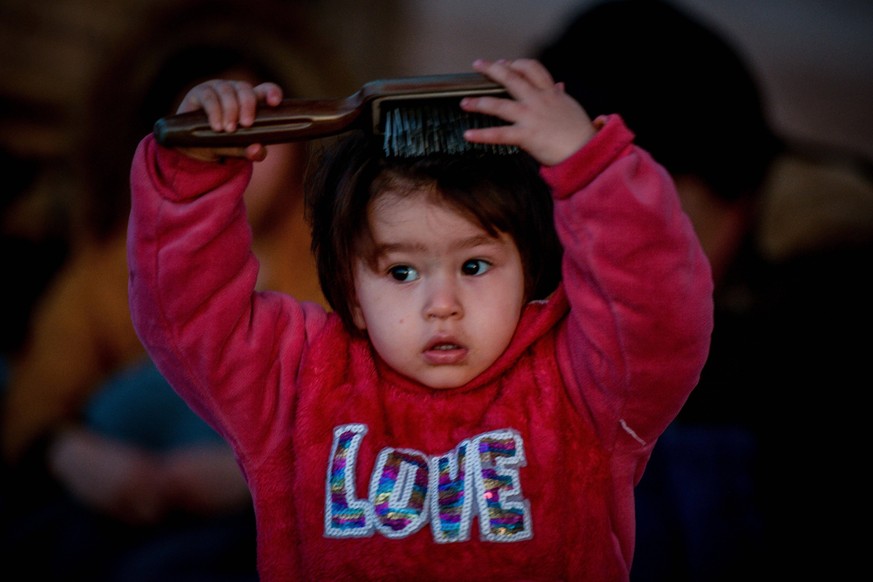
[546,115,714,450]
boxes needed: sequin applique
[324,424,532,543]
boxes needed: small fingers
[505,58,556,89]
[177,80,284,133]
[465,57,596,166]
[460,93,519,121]
[462,124,520,147]
[170,79,280,163]
[254,82,284,107]
[472,58,555,93]
[176,83,219,117]
[214,80,261,131]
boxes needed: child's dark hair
[306,132,563,333]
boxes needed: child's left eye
[461,259,491,276]
[388,265,419,282]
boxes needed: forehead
[369,186,466,226]
[366,188,504,249]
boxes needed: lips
[423,338,468,365]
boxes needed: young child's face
[351,187,526,389]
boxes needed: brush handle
[153,73,503,147]
[153,96,364,147]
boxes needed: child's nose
[423,276,463,320]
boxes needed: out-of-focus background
[2,0,872,160]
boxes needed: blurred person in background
[538,0,873,579]
[0,149,74,372]
[0,0,350,579]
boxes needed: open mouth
[431,343,461,351]
[423,339,468,365]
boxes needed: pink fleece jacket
[128,115,713,581]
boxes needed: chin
[417,369,477,391]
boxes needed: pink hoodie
[128,115,713,581]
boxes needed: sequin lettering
[324,424,531,542]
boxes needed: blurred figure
[0,148,73,362]
[0,0,350,578]
[539,0,873,579]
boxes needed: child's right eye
[388,265,419,282]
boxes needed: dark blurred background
[2,0,871,161]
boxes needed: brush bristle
[382,100,519,158]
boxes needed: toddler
[128,58,713,580]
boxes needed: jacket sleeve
[127,135,327,463]
[542,115,714,458]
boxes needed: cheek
[351,263,382,331]
[482,296,523,337]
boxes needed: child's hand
[173,79,284,162]
[461,59,596,166]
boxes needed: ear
[351,303,367,331]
